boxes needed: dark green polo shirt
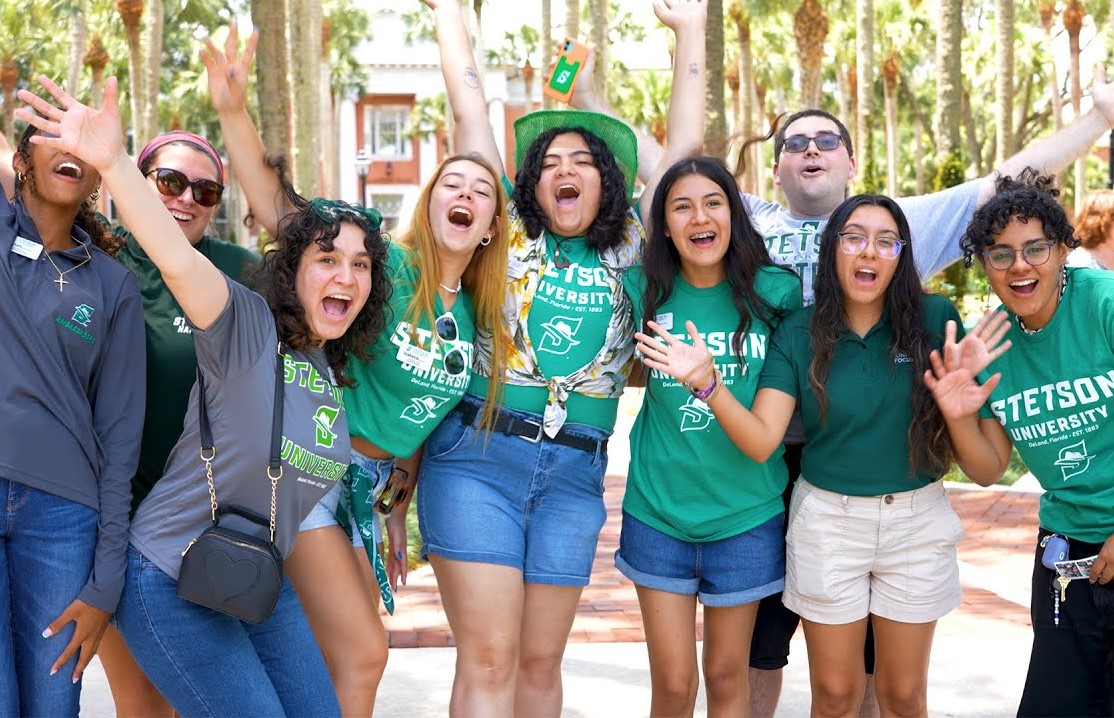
[759,293,962,495]
[115,229,259,513]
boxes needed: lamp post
[355,149,371,207]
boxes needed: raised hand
[652,0,707,32]
[954,310,1012,376]
[1090,65,1114,128]
[201,23,258,115]
[636,320,715,390]
[16,76,127,173]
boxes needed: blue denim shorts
[417,398,610,586]
[615,511,786,607]
[297,481,342,532]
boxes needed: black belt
[456,401,607,454]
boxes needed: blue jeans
[0,478,98,718]
[115,547,339,717]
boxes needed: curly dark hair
[247,155,392,387]
[810,194,952,477]
[960,168,1079,267]
[642,156,797,368]
[773,109,854,162]
[15,124,121,255]
[512,127,631,252]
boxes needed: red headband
[137,131,225,182]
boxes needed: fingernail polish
[395,551,404,560]
[42,628,53,638]
[50,668,57,676]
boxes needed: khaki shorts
[783,478,964,625]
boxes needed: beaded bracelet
[689,367,721,401]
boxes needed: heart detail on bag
[203,550,261,603]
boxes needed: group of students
[3,2,1114,717]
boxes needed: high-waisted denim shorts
[417,398,610,586]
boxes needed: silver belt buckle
[517,419,544,443]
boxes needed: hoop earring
[480,234,492,247]
[15,171,24,184]
[89,188,100,204]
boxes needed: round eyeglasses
[836,232,905,260]
[981,242,1056,271]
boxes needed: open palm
[16,76,125,173]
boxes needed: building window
[363,105,411,159]
[370,193,404,232]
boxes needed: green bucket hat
[513,110,639,203]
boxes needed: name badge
[396,342,434,372]
[654,312,674,331]
[12,235,43,260]
[508,258,529,279]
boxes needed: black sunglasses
[146,167,225,208]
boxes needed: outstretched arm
[637,320,795,462]
[639,0,707,220]
[0,131,14,198]
[924,313,1014,485]
[17,76,229,329]
[201,24,294,237]
[423,0,502,173]
[981,66,1114,205]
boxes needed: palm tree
[289,0,323,195]
[566,0,580,39]
[727,1,755,189]
[706,0,727,158]
[141,0,163,144]
[996,0,1014,165]
[1064,0,1086,208]
[116,0,146,147]
[855,0,876,193]
[589,0,609,102]
[933,0,963,189]
[252,0,293,161]
[793,0,828,107]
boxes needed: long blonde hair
[398,153,509,427]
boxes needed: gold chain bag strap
[176,343,287,624]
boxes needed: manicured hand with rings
[635,320,717,395]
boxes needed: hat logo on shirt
[678,395,715,432]
[401,395,450,425]
[1053,438,1093,482]
[71,304,94,327]
[537,316,583,356]
[313,406,340,449]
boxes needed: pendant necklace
[551,235,574,269]
[44,241,93,293]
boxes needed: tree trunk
[84,36,108,107]
[1040,0,1063,132]
[320,21,336,197]
[837,63,850,129]
[855,0,874,192]
[565,0,579,40]
[932,0,962,182]
[542,0,554,109]
[914,111,926,195]
[962,88,984,176]
[67,1,88,97]
[288,0,323,196]
[728,1,756,192]
[252,0,293,160]
[117,0,146,151]
[793,0,829,108]
[142,0,164,141]
[995,0,1013,165]
[705,0,727,158]
[1065,0,1086,209]
[589,0,608,103]
[882,53,898,196]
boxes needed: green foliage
[407,93,447,143]
[486,25,541,68]
[933,151,966,192]
[325,0,374,100]
[943,447,1030,487]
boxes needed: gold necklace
[43,241,93,292]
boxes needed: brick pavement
[384,476,1042,648]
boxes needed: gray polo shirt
[131,279,351,580]
[0,192,146,612]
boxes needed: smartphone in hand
[544,38,590,104]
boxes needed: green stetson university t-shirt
[622,266,802,542]
[115,229,259,514]
[979,268,1114,544]
[473,230,617,430]
[759,293,962,496]
[345,242,475,458]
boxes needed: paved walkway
[384,476,1040,649]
